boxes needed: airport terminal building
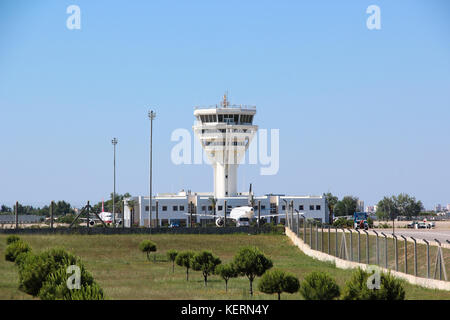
[123,95,329,227]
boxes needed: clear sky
[0,0,449,209]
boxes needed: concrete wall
[285,227,450,291]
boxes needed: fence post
[15,201,19,229]
[356,229,361,262]
[310,222,313,248]
[296,212,300,236]
[423,239,430,278]
[223,200,227,228]
[328,226,330,254]
[392,234,398,271]
[411,237,418,277]
[400,235,407,274]
[304,217,307,241]
[50,201,54,229]
[348,229,353,261]
[363,230,369,264]
[155,200,159,229]
[321,225,324,252]
[381,232,388,268]
[290,200,294,229]
[316,225,319,250]
[257,200,261,232]
[335,227,338,257]
[373,230,379,266]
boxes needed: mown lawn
[0,233,449,300]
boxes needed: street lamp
[111,137,118,225]
[148,110,156,228]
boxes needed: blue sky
[0,0,449,209]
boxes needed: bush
[258,269,300,300]
[343,268,405,300]
[299,271,340,300]
[332,218,353,228]
[17,248,79,296]
[139,240,157,261]
[5,240,31,262]
[16,247,105,300]
[6,235,21,245]
[38,263,104,300]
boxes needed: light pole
[148,110,156,229]
[111,137,118,225]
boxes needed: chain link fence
[286,213,449,281]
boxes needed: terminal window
[179,206,185,211]
[162,206,167,211]
[299,205,304,210]
[316,205,321,210]
[309,205,314,210]
[173,206,178,211]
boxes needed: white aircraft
[84,200,113,225]
[186,184,288,227]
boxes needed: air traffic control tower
[193,95,258,198]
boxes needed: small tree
[343,268,405,300]
[258,269,300,300]
[139,240,157,262]
[299,271,340,300]
[192,251,221,287]
[215,263,238,292]
[5,240,31,262]
[6,235,21,245]
[167,249,178,273]
[175,251,195,281]
[233,246,273,296]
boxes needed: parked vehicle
[354,212,369,230]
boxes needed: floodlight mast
[148,110,156,228]
[111,137,118,224]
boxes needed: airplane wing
[182,212,225,218]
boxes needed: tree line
[0,192,132,217]
[323,192,425,221]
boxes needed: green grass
[0,233,449,300]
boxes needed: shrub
[233,246,273,296]
[166,249,178,273]
[343,268,405,300]
[192,251,221,287]
[16,247,105,300]
[5,240,31,262]
[175,251,195,281]
[299,271,340,300]
[17,248,79,296]
[332,218,353,228]
[139,240,157,261]
[215,263,238,292]
[258,269,300,300]
[38,264,104,300]
[6,235,21,245]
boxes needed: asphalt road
[377,228,450,244]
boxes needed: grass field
[1,233,449,300]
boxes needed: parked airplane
[186,184,289,227]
